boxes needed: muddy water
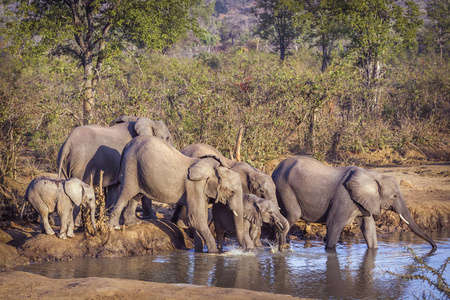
[18,230,450,299]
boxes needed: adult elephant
[272,155,437,250]
[180,143,277,201]
[178,143,279,243]
[57,116,174,221]
[107,136,249,253]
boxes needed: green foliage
[215,0,229,14]
[2,0,203,124]
[420,0,450,58]
[253,0,308,60]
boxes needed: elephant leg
[357,216,378,249]
[108,190,137,229]
[57,207,68,239]
[123,198,142,226]
[141,197,156,219]
[249,224,262,247]
[40,210,55,235]
[194,231,206,252]
[190,211,218,253]
[67,206,75,238]
[214,223,225,251]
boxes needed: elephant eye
[393,194,398,198]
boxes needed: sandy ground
[0,163,449,299]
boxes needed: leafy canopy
[2,0,203,59]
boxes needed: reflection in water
[18,230,450,299]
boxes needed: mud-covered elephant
[107,136,250,253]
[57,116,174,220]
[24,177,96,239]
[212,194,289,252]
[272,156,436,250]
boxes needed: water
[17,230,450,299]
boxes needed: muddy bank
[2,220,193,264]
[0,271,304,300]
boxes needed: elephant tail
[57,142,70,180]
[21,183,32,220]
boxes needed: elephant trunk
[393,197,436,249]
[228,193,247,249]
[275,214,290,252]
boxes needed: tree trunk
[321,44,329,73]
[306,108,317,153]
[83,53,95,125]
[280,46,286,61]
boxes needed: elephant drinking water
[107,136,250,253]
[272,156,436,250]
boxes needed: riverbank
[0,162,448,299]
[0,271,305,299]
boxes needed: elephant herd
[25,116,437,253]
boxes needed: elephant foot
[124,217,141,226]
[67,232,75,238]
[58,233,67,239]
[45,230,55,236]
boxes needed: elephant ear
[243,194,263,226]
[134,117,155,136]
[111,115,139,124]
[63,178,82,206]
[345,169,382,215]
[215,166,238,205]
[188,157,221,200]
[199,154,230,168]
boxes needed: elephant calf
[212,194,289,252]
[25,177,96,239]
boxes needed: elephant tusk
[233,210,238,217]
[276,220,284,230]
[399,214,410,225]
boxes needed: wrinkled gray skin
[57,116,174,221]
[272,156,437,250]
[107,136,249,253]
[24,177,96,239]
[212,194,290,252]
[181,144,277,201]
[178,143,278,243]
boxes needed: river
[17,230,450,299]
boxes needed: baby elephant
[25,177,96,239]
[212,194,289,252]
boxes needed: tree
[2,0,202,124]
[425,0,450,58]
[342,0,422,111]
[215,0,229,14]
[304,0,345,72]
[253,0,307,61]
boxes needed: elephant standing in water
[180,143,277,201]
[24,177,96,239]
[272,156,436,250]
[107,136,250,253]
[212,194,289,252]
[57,116,174,222]
[178,143,278,243]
